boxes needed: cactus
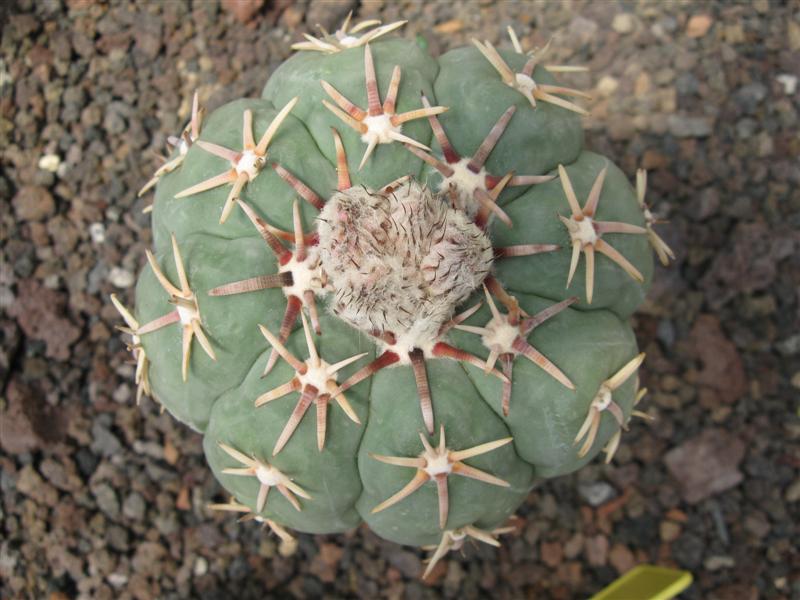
[117,19,671,576]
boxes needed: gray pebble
[578,481,617,507]
[122,492,146,521]
[93,483,120,519]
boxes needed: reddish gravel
[1,1,798,599]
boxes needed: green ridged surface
[356,358,533,546]
[492,151,654,319]
[428,46,584,204]
[262,40,439,190]
[132,35,657,548]
[135,232,284,431]
[447,290,639,477]
[203,314,374,533]
[152,98,336,254]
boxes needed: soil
[1,1,798,599]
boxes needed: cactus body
[120,21,668,574]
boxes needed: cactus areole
[118,20,672,576]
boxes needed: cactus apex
[174,97,299,224]
[370,424,512,530]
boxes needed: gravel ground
[1,1,799,598]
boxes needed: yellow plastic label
[590,565,693,600]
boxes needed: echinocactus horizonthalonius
[114,18,672,577]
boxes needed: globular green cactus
[116,18,673,576]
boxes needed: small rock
[790,372,800,390]
[686,14,713,38]
[596,75,619,97]
[777,334,800,356]
[387,549,421,579]
[612,13,635,34]
[176,486,191,511]
[46,545,84,580]
[89,222,106,243]
[91,420,122,456]
[112,383,131,404]
[12,186,55,221]
[704,555,735,571]
[0,381,43,454]
[434,19,465,34]
[584,535,608,567]
[675,72,699,96]
[655,15,678,34]
[163,439,179,465]
[563,534,584,559]
[664,428,745,503]
[567,16,598,45]
[659,520,682,542]
[790,21,800,50]
[107,573,128,588]
[672,532,705,569]
[310,542,344,582]
[281,5,304,29]
[93,483,120,519]
[734,83,768,114]
[776,74,798,95]
[540,541,563,568]
[607,116,636,140]
[656,319,676,347]
[578,481,617,507]
[443,559,465,591]
[694,188,720,220]
[756,132,773,157]
[609,544,636,575]
[743,513,771,539]
[40,458,81,492]
[785,479,800,502]
[132,542,166,576]
[134,22,162,59]
[7,280,81,360]
[193,556,208,577]
[689,314,748,402]
[221,0,264,24]
[38,154,61,172]
[634,72,651,96]
[122,492,146,521]
[109,267,135,288]
[667,115,712,137]
[16,465,59,506]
